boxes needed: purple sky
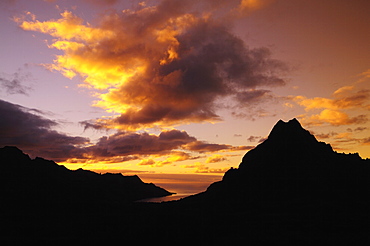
[1,0,369,194]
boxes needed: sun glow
[10,0,369,161]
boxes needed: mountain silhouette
[1,119,369,244]
[184,119,369,209]
[167,118,370,244]
[0,146,172,210]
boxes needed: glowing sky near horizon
[1,0,369,184]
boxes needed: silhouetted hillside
[164,119,369,244]
[1,119,369,245]
[182,119,369,209]
[0,146,172,210]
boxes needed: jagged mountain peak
[272,118,302,132]
[267,118,317,144]
[238,118,334,168]
[197,118,370,213]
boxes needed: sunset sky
[1,0,369,194]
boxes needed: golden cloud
[292,82,370,126]
[205,154,227,163]
[239,0,274,12]
[303,109,367,126]
[182,162,230,173]
[183,141,253,153]
[56,128,251,167]
[362,137,370,145]
[293,87,370,111]
[138,159,156,166]
[137,151,196,167]
[18,1,286,131]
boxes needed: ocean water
[135,173,222,202]
[136,193,194,203]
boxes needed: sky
[1,0,369,194]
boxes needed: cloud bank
[17,0,286,130]
[291,82,370,126]
[0,99,252,165]
[0,99,89,161]
[77,128,252,165]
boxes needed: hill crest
[0,146,172,206]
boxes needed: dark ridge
[182,118,369,210]
[166,119,370,244]
[1,119,369,244]
[0,146,172,209]
[267,118,316,142]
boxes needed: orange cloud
[195,167,230,174]
[18,1,287,131]
[137,151,198,167]
[182,162,230,173]
[56,128,247,167]
[85,129,196,157]
[138,159,156,166]
[302,109,368,126]
[328,131,370,154]
[238,0,274,12]
[362,137,370,145]
[293,87,370,111]
[206,154,227,163]
[292,81,370,126]
[183,141,253,153]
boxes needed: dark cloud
[235,89,273,104]
[83,127,252,161]
[86,129,196,157]
[354,127,368,132]
[247,135,262,142]
[206,154,227,163]
[183,140,252,153]
[314,131,338,139]
[0,99,253,164]
[316,133,333,139]
[362,137,370,145]
[183,141,232,153]
[333,89,370,109]
[83,0,118,5]
[137,159,156,166]
[0,99,89,161]
[230,145,254,151]
[96,21,286,129]
[231,108,277,120]
[258,137,267,143]
[19,1,287,130]
[120,155,140,162]
[347,115,368,125]
[0,72,31,95]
